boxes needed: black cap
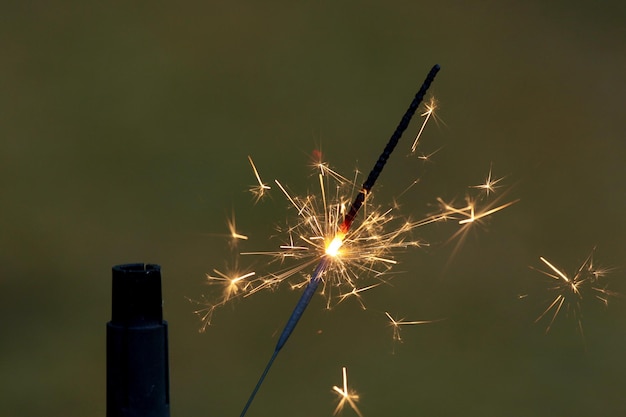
[107,263,170,417]
[111,263,163,326]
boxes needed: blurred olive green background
[2,2,626,416]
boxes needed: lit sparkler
[235,64,441,417]
[195,65,517,416]
[531,249,616,334]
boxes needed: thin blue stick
[240,64,441,417]
[239,259,328,417]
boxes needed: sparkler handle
[341,64,441,232]
[240,259,328,417]
[275,258,328,351]
[240,350,278,417]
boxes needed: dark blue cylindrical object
[107,263,170,417]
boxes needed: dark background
[2,2,625,416]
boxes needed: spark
[208,269,256,301]
[315,158,352,184]
[420,165,519,261]
[385,311,437,342]
[456,198,518,225]
[332,367,363,417]
[248,155,271,202]
[531,249,616,334]
[436,189,519,259]
[396,179,420,200]
[336,283,382,309]
[192,266,256,331]
[411,96,438,153]
[416,146,443,162]
[227,211,248,245]
[470,164,505,196]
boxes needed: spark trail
[531,249,616,335]
[239,64,441,417]
[332,367,363,417]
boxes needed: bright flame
[325,233,345,257]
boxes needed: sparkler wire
[239,64,441,417]
[341,64,441,233]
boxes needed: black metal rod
[341,64,441,233]
[107,263,170,417]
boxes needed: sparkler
[531,248,616,335]
[195,65,516,415]
[236,64,441,417]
